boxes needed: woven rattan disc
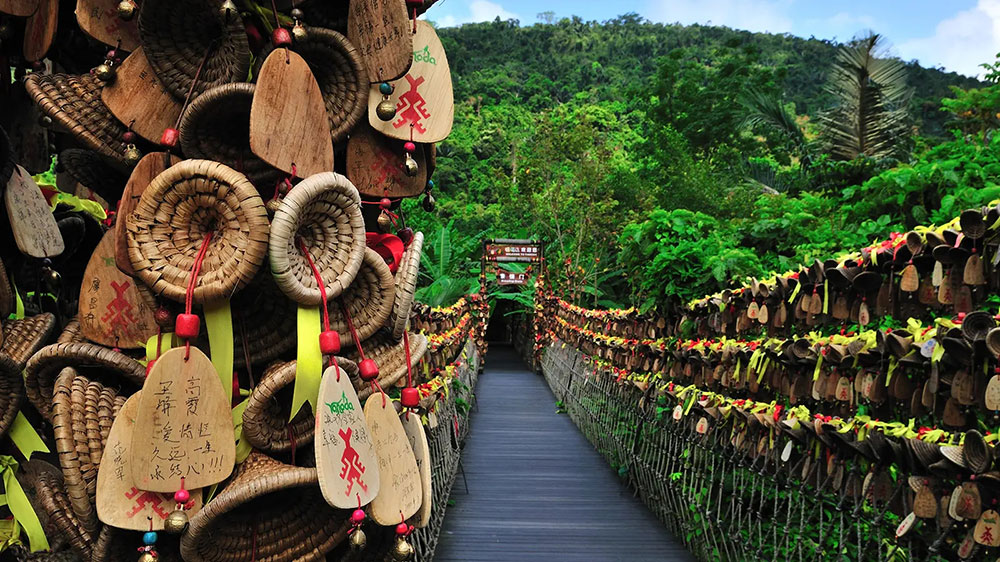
[56,318,86,344]
[137,0,250,100]
[269,172,365,305]
[58,149,128,203]
[23,342,143,422]
[0,259,13,320]
[389,232,424,340]
[0,312,56,373]
[178,82,283,190]
[180,451,351,562]
[349,331,428,401]
[126,159,269,304]
[256,27,368,144]
[330,247,396,343]
[23,73,130,170]
[17,460,94,559]
[242,358,358,453]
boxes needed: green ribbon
[205,301,234,405]
[822,280,829,315]
[8,413,48,460]
[231,398,251,464]
[291,306,323,420]
[0,456,48,552]
[787,282,801,304]
[812,353,824,381]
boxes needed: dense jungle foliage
[404,14,1000,312]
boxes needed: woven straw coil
[348,331,428,401]
[0,360,24,439]
[0,259,13,320]
[329,247,396,343]
[55,318,86,344]
[126,159,269,304]
[137,0,251,100]
[58,149,128,203]
[0,313,56,372]
[388,231,424,340]
[242,358,358,453]
[17,461,94,559]
[23,73,130,171]
[180,451,350,562]
[268,172,365,305]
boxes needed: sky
[427,0,1000,78]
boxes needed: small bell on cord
[422,191,435,213]
[349,508,367,550]
[164,486,191,534]
[377,210,393,232]
[377,99,397,121]
[219,0,238,20]
[117,0,136,20]
[124,144,142,166]
[392,522,414,560]
[292,20,308,42]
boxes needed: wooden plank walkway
[434,346,691,562]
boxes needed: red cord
[298,239,330,331]
[183,234,213,359]
[340,301,365,360]
[403,330,413,388]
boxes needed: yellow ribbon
[0,456,48,552]
[204,301,234,405]
[7,413,48,461]
[47,191,107,221]
[231,398,252,464]
[291,306,323,420]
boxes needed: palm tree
[819,33,913,161]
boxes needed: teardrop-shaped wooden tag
[974,509,1000,547]
[835,376,852,402]
[101,48,183,144]
[23,0,56,61]
[875,282,890,315]
[957,529,976,558]
[900,264,919,292]
[953,370,975,405]
[346,124,427,198]
[774,303,787,327]
[943,397,967,427]
[918,278,937,304]
[932,261,944,286]
[914,485,938,519]
[985,375,1000,411]
[0,0,38,16]
[365,394,421,525]
[115,152,179,275]
[959,482,983,520]
[131,347,236,492]
[938,273,953,304]
[922,378,935,408]
[75,0,140,50]
[695,417,709,434]
[965,254,986,285]
[895,512,916,538]
[747,301,759,319]
[955,285,973,313]
[347,0,412,83]
[79,230,157,349]
[672,404,683,421]
[401,411,432,528]
[250,49,334,177]
[861,372,876,399]
[5,165,65,258]
[858,301,870,327]
[832,295,849,320]
[97,393,204,530]
[809,292,823,315]
[316,364,380,508]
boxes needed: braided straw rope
[180,452,351,562]
[269,172,365,305]
[348,331,428,401]
[389,231,424,340]
[137,0,250,100]
[241,358,358,453]
[329,247,396,343]
[126,159,269,304]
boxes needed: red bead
[175,313,200,339]
[160,127,179,148]
[122,131,136,143]
[380,197,392,210]
[350,509,366,525]
[174,488,190,503]
[106,49,117,60]
[319,330,341,355]
[403,141,416,153]
[359,358,379,381]
[146,360,155,376]
[395,523,409,536]
[272,27,292,47]
[401,387,419,408]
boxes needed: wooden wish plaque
[364,394,421,525]
[347,0,412,84]
[0,0,38,16]
[102,47,182,144]
[5,165,65,258]
[97,393,204,530]
[131,347,235,492]
[346,124,426,198]
[79,230,157,348]
[23,0,57,61]
[367,20,453,143]
[315,364,380,508]
[250,49,334,178]
[76,0,140,51]
[115,152,179,275]
[401,411,431,527]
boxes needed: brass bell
[403,153,419,177]
[94,63,116,83]
[349,529,367,550]
[137,552,157,562]
[42,268,61,292]
[219,0,238,19]
[117,0,136,20]
[124,145,142,166]
[377,210,393,233]
[392,538,414,561]
[292,22,308,42]
[422,192,435,213]
[163,509,188,534]
[376,99,397,121]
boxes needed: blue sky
[427,0,1000,78]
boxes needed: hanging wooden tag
[0,0,37,16]
[975,509,1000,547]
[940,496,954,529]
[958,482,982,520]
[858,301,870,327]
[835,376,852,402]
[695,417,709,434]
[347,0,412,83]
[932,261,944,286]
[250,49,334,178]
[985,375,1000,411]
[938,273,953,304]
[895,512,916,538]
[943,397,967,427]
[97,393,204,530]
[672,405,683,421]
[774,303,786,327]
[101,48,183,144]
[5,166,65,258]
[746,301,759,319]
[954,286,973,313]
[131,347,235,492]
[315,364,379,509]
[75,0,140,51]
[922,379,935,408]
[757,303,768,324]
[831,295,849,320]
[346,124,427,198]
[367,20,454,143]
[115,152,178,275]
[965,254,986,285]
[808,292,823,315]
[780,440,793,463]
[953,370,975,406]
[365,394,421,525]
[900,264,919,292]
[914,486,938,519]
[957,529,976,559]
[79,230,157,349]
[23,0,56,61]
[401,411,431,528]
[918,278,937,305]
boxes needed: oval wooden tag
[0,0,37,16]
[895,512,916,538]
[955,285,973,313]
[101,48,183,144]
[75,0,140,51]
[365,394,421,525]
[401,411,431,528]
[315,364,379,509]
[5,166,65,258]
[943,397,967,427]
[695,417,709,435]
[949,485,966,520]
[757,303,769,325]
[914,485,938,519]
[346,124,426,198]
[835,376,852,402]
[959,482,982,520]
[367,21,454,143]
[780,440,793,463]
[23,0,56,61]
[115,152,179,275]
[953,370,975,405]
[672,405,683,421]
[97,393,204,530]
[131,347,235,492]
[746,301,759,319]
[965,254,986,285]
[940,495,953,529]
[985,375,1000,411]
[347,0,412,83]
[79,230,157,349]
[900,264,919,292]
[938,274,953,304]
[858,301,870,327]
[975,509,1000,547]
[250,49,334,178]
[932,262,944,286]
[958,529,976,559]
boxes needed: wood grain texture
[114,151,178,276]
[365,393,421,525]
[401,410,431,528]
[0,0,37,16]
[22,0,57,61]
[78,230,157,349]
[250,49,334,177]
[4,166,64,258]
[346,124,426,198]
[347,0,412,83]
[101,47,182,144]
[367,20,453,143]
[75,0,140,51]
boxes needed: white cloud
[645,0,794,34]
[898,0,1000,78]
[435,1,519,28]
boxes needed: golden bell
[137,552,157,562]
[349,529,367,550]
[377,210,393,233]
[219,0,238,19]
[376,99,397,121]
[124,145,142,166]
[292,22,308,42]
[116,0,136,20]
[392,538,414,561]
[403,153,419,177]
[163,509,189,534]
[94,63,116,83]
